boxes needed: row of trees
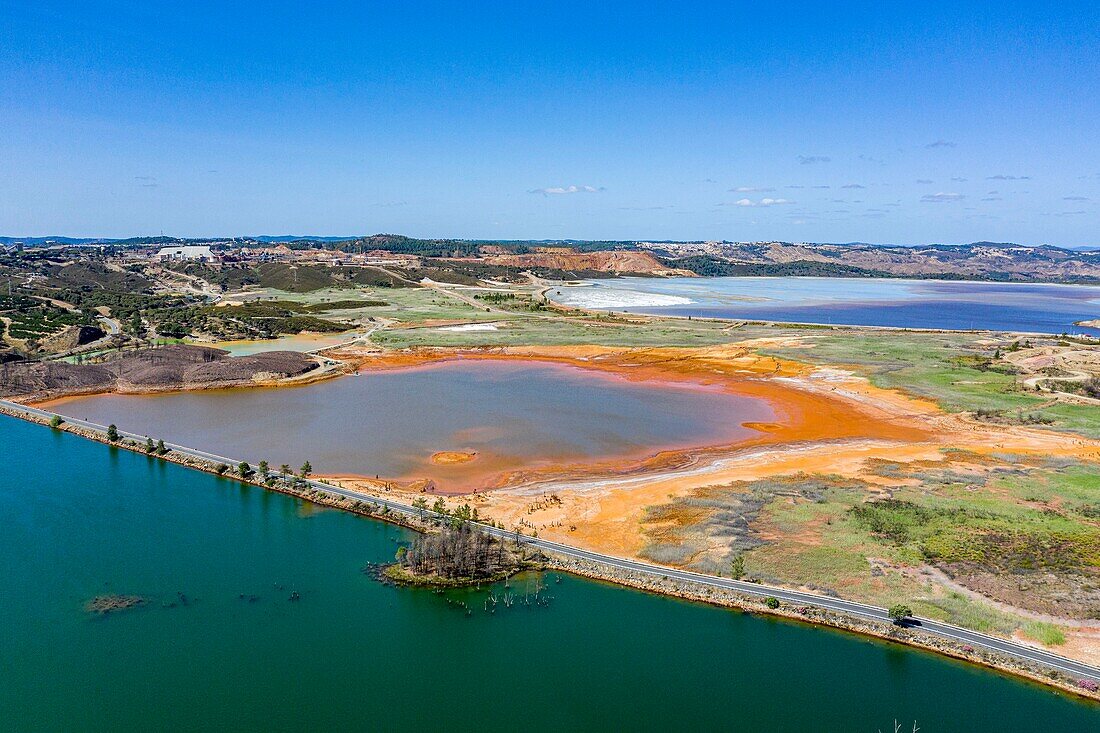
[96,422,318,485]
[100,423,169,457]
[219,459,313,481]
[411,496,478,522]
[144,437,168,455]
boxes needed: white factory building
[156,245,215,262]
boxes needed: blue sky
[2,1,1098,245]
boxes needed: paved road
[4,398,1099,684]
[97,315,121,335]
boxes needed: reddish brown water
[52,359,774,491]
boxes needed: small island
[429,450,478,465]
[84,594,146,614]
[384,523,533,587]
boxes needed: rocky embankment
[546,555,1100,701]
[0,344,319,400]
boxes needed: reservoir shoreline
[33,344,936,497]
[546,276,1100,337]
[545,294,1100,339]
[3,399,1098,702]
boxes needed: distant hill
[250,235,358,243]
[4,234,1098,283]
[650,241,1100,283]
[0,236,114,246]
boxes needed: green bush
[1022,621,1066,646]
[888,604,913,621]
[849,500,933,543]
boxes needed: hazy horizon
[2,233,1097,251]
[4,233,1096,250]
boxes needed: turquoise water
[2,416,1098,730]
[552,277,1100,335]
[189,331,359,356]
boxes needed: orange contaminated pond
[47,355,779,493]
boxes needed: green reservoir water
[2,416,1097,731]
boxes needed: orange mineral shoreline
[320,342,1100,504]
[16,339,1100,669]
[330,342,938,444]
[301,343,931,495]
[321,344,1100,619]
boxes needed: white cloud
[797,155,831,165]
[841,183,865,189]
[731,186,775,193]
[528,185,605,195]
[1063,195,1089,201]
[732,197,794,207]
[916,179,934,184]
[921,192,966,203]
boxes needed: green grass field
[638,457,1097,644]
[762,331,1100,438]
